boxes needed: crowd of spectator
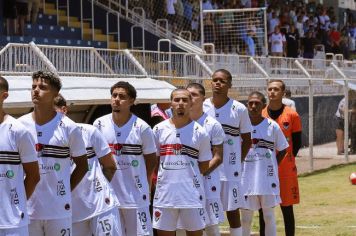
[130,0,356,59]
[3,0,41,36]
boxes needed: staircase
[0,1,128,49]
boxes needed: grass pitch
[224,163,356,235]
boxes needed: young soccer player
[152,88,211,236]
[260,80,302,236]
[18,71,88,236]
[241,91,288,236]
[94,81,157,236]
[54,94,123,236]
[203,69,252,236]
[0,76,40,236]
[186,83,225,236]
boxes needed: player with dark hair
[94,81,157,236]
[203,69,253,236]
[259,80,302,236]
[0,76,40,236]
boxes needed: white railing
[0,43,353,87]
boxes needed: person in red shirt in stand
[329,25,341,54]
[259,80,302,236]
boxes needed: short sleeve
[274,125,289,151]
[141,126,157,155]
[91,127,111,158]
[211,122,225,145]
[291,112,302,133]
[69,125,87,158]
[239,107,253,134]
[198,130,212,162]
[18,130,38,163]
[153,126,160,156]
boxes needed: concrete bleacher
[0,1,128,49]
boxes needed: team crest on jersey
[111,143,123,155]
[154,209,162,222]
[265,152,271,158]
[283,122,289,130]
[172,144,183,155]
[35,143,43,157]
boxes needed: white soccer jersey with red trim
[18,112,87,220]
[93,114,156,208]
[203,98,252,181]
[72,123,119,222]
[197,113,225,199]
[0,116,37,229]
[153,119,211,208]
[241,118,289,195]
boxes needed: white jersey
[93,114,156,208]
[241,118,289,196]
[203,98,252,181]
[153,119,211,208]
[269,32,286,53]
[0,116,37,229]
[72,123,119,223]
[18,112,87,220]
[196,113,225,199]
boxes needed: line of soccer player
[0,68,301,236]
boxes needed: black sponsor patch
[211,186,216,192]
[234,171,239,177]
[64,204,70,210]
[143,194,147,200]
[105,198,110,204]
[271,183,276,188]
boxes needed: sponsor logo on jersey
[283,122,290,130]
[229,152,236,165]
[40,163,61,174]
[116,160,140,170]
[0,170,15,181]
[10,188,19,205]
[160,160,194,170]
[225,139,234,145]
[245,152,263,162]
[265,152,272,158]
[57,180,66,196]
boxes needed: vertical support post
[92,0,95,41]
[263,7,268,55]
[67,0,70,27]
[80,0,84,40]
[200,0,204,49]
[294,60,313,171]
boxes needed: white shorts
[119,207,152,236]
[204,198,225,226]
[29,217,71,236]
[0,225,28,236]
[153,207,206,232]
[220,181,244,211]
[242,195,281,211]
[73,208,123,236]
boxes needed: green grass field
[223,163,356,235]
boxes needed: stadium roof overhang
[3,76,176,108]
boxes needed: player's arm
[276,149,287,165]
[199,160,210,174]
[23,161,40,199]
[71,155,88,191]
[99,153,116,182]
[144,153,158,188]
[241,132,252,162]
[292,131,302,157]
[203,144,223,176]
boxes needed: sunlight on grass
[222,163,356,235]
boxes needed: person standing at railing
[203,69,253,236]
[269,26,286,57]
[27,0,41,24]
[16,0,28,36]
[3,0,17,35]
[260,79,302,236]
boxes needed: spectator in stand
[282,89,297,112]
[27,0,41,24]
[329,25,341,54]
[286,24,300,58]
[3,0,17,35]
[183,0,194,31]
[245,29,256,56]
[295,15,304,39]
[268,11,280,35]
[301,30,316,59]
[166,0,177,32]
[269,25,286,57]
[16,0,28,36]
[202,0,213,10]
